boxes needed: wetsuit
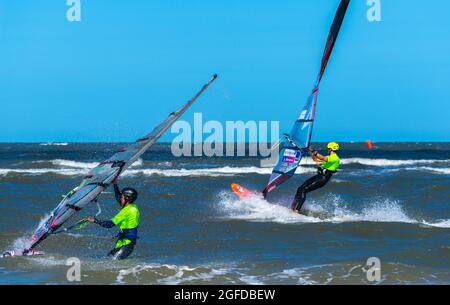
[291,152,340,211]
[94,184,140,260]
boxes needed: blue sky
[0,0,449,142]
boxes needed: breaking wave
[26,157,450,169]
[115,263,323,285]
[406,167,450,175]
[39,143,69,146]
[0,166,316,178]
[0,168,86,176]
[113,260,448,285]
[1,158,448,178]
[1,165,448,178]
[33,158,144,169]
[116,264,232,285]
[340,158,449,166]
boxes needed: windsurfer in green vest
[86,180,140,260]
[291,142,341,213]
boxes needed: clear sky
[1,0,449,143]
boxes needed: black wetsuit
[291,169,334,211]
[107,243,135,260]
[94,217,135,260]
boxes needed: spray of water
[216,191,450,227]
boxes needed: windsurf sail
[25,74,217,253]
[262,0,350,196]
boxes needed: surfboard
[230,183,259,199]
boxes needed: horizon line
[1,141,449,144]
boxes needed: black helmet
[121,187,138,203]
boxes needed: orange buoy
[365,140,373,149]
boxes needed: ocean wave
[374,167,450,175]
[1,165,448,178]
[115,263,318,285]
[0,166,316,178]
[33,158,144,169]
[116,264,231,285]
[39,143,69,146]
[124,166,316,177]
[113,262,394,285]
[340,158,449,167]
[1,158,448,178]
[405,167,450,175]
[216,192,450,228]
[0,168,86,177]
[421,219,450,228]
[49,160,99,169]
[27,157,450,170]
[6,254,446,284]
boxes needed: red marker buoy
[365,140,373,149]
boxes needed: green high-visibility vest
[111,203,140,248]
[321,153,340,172]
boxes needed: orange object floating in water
[365,140,373,149]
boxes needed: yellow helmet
[327,142,339,151]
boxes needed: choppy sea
[0,142,449,284]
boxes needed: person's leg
[291,174,331,212]
[303,174,330,193]
[107,247,119,257]
[111,244,135,260]
[291,175,322,211]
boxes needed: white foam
[39,143,69,146]
[29,256,67,266]
[239,275,265,285]
[0,166,276,178]
[2,157,449,178]
[48,158,144,169]
[10,237,33,253]
[124,166,316,177]
[159,268,230,285]
[406,167,450,175]
[421,219,450,228]
[7,213,50,253]
[334,199,414,223]
[130,159,144,168]
[217,193,446,227]
[50,159,99,169]
[216,191,320,224]
[115,264,230,284]
[271,267,319,285]
[0,168,86,176]
[341,158,449,167]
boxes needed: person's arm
[309,147,328,162]
[85,216,115,228]
[114,182,122,204]
[94,218,115,228]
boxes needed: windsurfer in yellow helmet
[291,142,340,213]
